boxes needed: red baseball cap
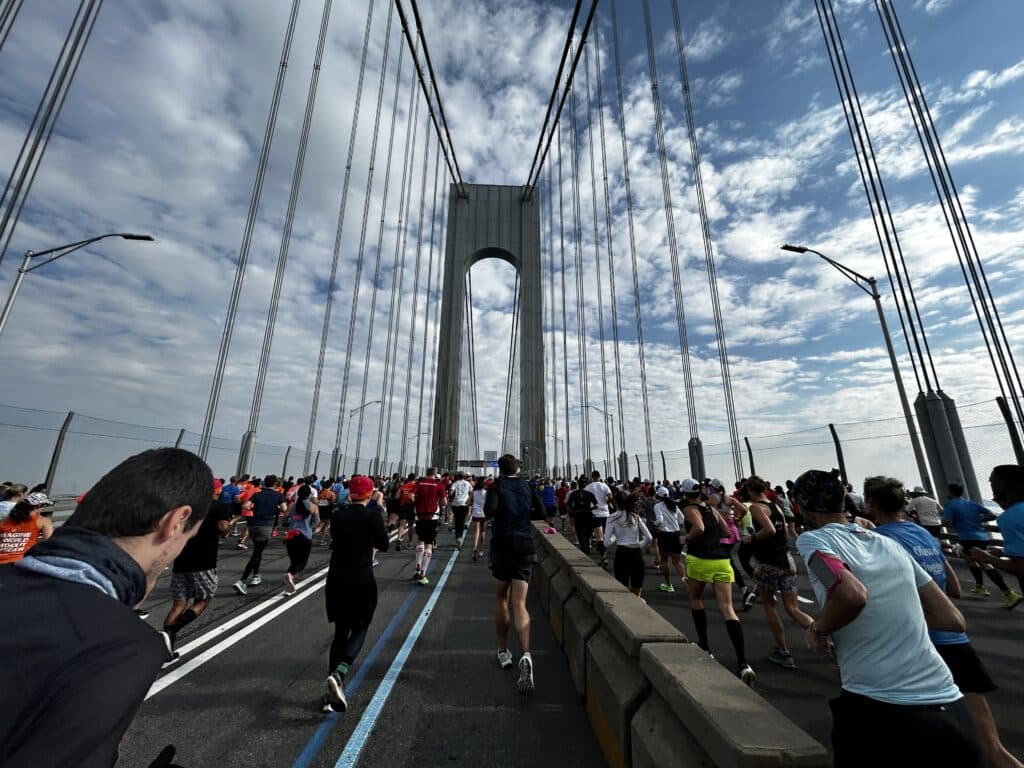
[349,475,375,500]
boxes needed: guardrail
[530,522,829,768]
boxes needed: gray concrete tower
[431,183,545,474]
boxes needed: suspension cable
[557,119,572,474]
[245,0,333,455]
[592,22,628,471]
[641,0,699,446]
[425,183,448,468]
[546,157,560,473]
[582,42,613,470]
[669,0,744,479]
[0,0,26,54]
[414,136,442,473]
[874,0,1024,426]
[466,271,481,457]
[351,40,410,470]
[398,130,436,468]
[0,0,103,269]
[501,273,522,453]
[610,0,655,480]
[197,0,300,458]
[305,0,378,474]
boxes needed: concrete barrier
[531,524,830,768]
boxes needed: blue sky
[1,0,1022,487]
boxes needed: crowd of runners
[2,451,1023,766]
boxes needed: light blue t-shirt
[874,521,968,646]
[942,497,992,541]
[332,484,349,506]
[997,500,1024,558]
[796,523,961,705]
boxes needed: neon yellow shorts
[685,555,735,584]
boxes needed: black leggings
[574,512,593,555]
[613,546,645,589]
[328,580,378,672]
[241,538,269,580]
[452,506,469,540]
[286,534,312,576]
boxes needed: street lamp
[582,404,615,473]
[0,233,155,337]
[781,243,932,493]
[344,398,382,474]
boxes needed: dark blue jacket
[484,476,545,539]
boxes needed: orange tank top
[0,517,40,564]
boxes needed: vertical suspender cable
[641,0,700,449]
[466,271,481,457]
[349,40,406,471]
[567,51,591,469]
[378,84,423,470]
[414,138,442,472]
[610,0,655,480]
[501,274,522,452]
[669,0,744,479]
[592,23,628,468]
[557,120,572,474]
[547,157,560,473]
[305,0,377,473]
[0,0,26,54]
[424,183,448,467]
[583,42,613,469]
[398,130,436,468]
[0,0,104,269]
[199,0,301,458]
[242,0,334,473]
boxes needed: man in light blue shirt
[792,469,979,767]
[943,482,1019,606]
[975,464,1024,601]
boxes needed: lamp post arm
[804,247,874,297]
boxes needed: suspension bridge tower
[431,184,545,474]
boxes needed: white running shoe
[247,575,262,587]
[517,655,535,696]
[284,572,296,595]
[325,672,347,712]
[497,649,514,670]
[233,580,248,596]
[739,664,757,688]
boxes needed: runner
[235,476,260,550]
[943,482,1021,608]
[743,476,813,670]
[707,479,754,609]
[569,480,598,556]
[485,453,545,695]
[975,464,1024,598]
[906,485,943,540]
[233,476,287,595]
[0,492,54,564]
[162,483,233,651]
[316,480,336,548]
[323,475,389,713]
[396,472,418,551]
[449,472,473,549]
[540,477,558,525]
[555,479,571,535]
[681,478,756,686]
[604,489,652,597]
[869,475,1021,768]
[384,472,402,535]
[470,477,487,561]
[283,485,319,595]
[653,486,686,592]
[791,469,979,767]
[367,481,385,567]
[412,467,447,586]
[585,471,614,567]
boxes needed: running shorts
[249,525,272,544]
[399,504,416,522]
[592,516,608,532]
[415,519,439,545]
[754,560,797,593]
[386,499,401,517]
[545,504,557,519]
[490,536,536,583]
[318,506,333,523]
[656,531,682,556]
[685,555,735,584]
[935,642,996,694]
[170,569,218,601]
[613,546,645,589]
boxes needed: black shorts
[935,642,996,694]
[399,504,416,522]
[415,519,439,545]
[386,499,401,517]
[613,546,645,589]
[592,517,608,532]
[657,531,682,556]
[318,506,333,523]
[490,537,536,582]
[545,505,557,519]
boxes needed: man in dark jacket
[485,453,545,696]
[0,447,213,768]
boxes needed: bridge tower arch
[431,183,545,474]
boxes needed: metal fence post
[174,428,186,449]
[281,446,292,478]
[995,396,1024,465]
[828,423,848,486]
[660,451,668,482]
[314,450,322,476]
[44,411,75,491]
[634,455,641,479]
[744,437,756,476]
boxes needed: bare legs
[495,579,531,653]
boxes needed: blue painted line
[334,548,460,767]
[291,552,441,768]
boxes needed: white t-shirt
[585,481,613,518]
[471,488,486,518]
[450,479,472,507]
[604,511,651,548]
[796,523,960,706]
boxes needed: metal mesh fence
[0,404,68,490]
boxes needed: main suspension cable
[557,119,573,474]
[546,156,560,473]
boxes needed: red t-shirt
[414,478,446,520]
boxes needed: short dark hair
[499,454,519,476]
[591,470,601,480]
[863,475,905,515]
[745,475,767,494]
[948,482,964,498]
[991,464,1024,497]
[68,448,213,537]
[297,484,312,501]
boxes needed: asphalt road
[640,550,1024,759]
[118,527,606,768]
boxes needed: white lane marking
[334,548,460,767]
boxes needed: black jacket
[0,528,169,767]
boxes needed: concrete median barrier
[586,628,649,768]
[548,570,573,645]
